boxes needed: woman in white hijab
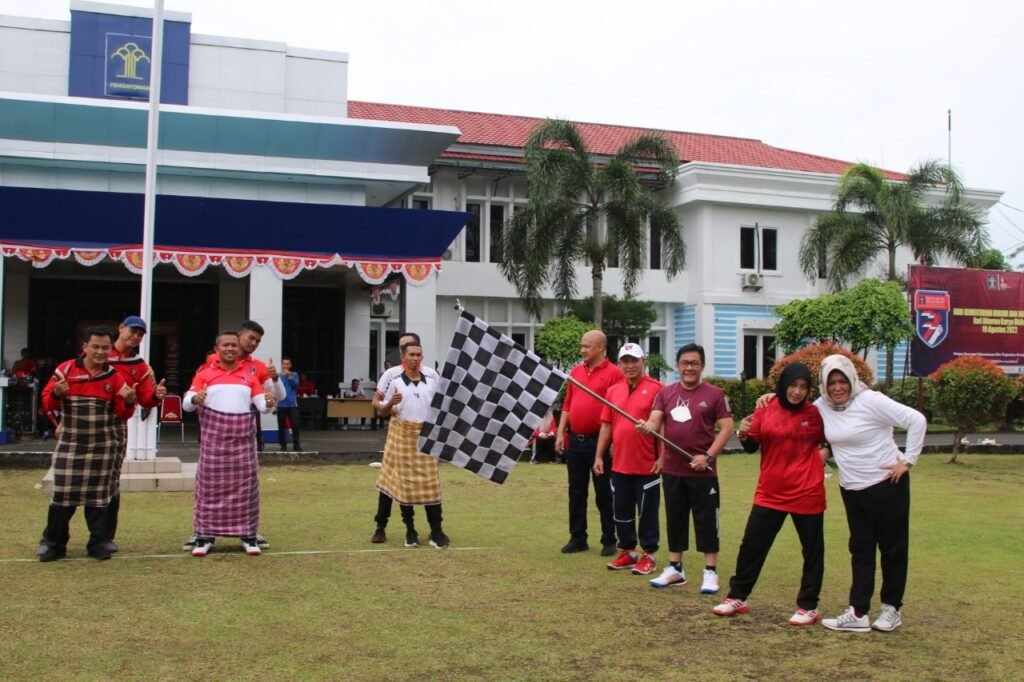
[814,354,927,634]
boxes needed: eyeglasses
[678,361,702,368]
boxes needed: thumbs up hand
[120,383,138,405]
[266,356,279,381]
[154,377,168,400]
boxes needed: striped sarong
[194,406,259,537]
[376,416,441,505]
[51,396,125,507]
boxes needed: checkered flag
[419,311,567,484]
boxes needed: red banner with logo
[909,265,1024,377]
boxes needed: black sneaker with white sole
[428,531,450,549]
[255,534,269,549]
[405,530,420,548]
[182,534,198,551]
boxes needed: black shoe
[292,444,302,452]
[88,544,114,561]
[38,543,66,562]
[255,535,269,549]
[405,530,420,548]
[107,541,119,554]
[429,531,450,549]
[561,541,589,554]
[601,544,617,557]
[371,528,387,544]
[182,534,198,551]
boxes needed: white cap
[618,343,645,360]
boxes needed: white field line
[0,546,499,564]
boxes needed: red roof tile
[349,101,901,178]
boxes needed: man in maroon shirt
[639,343,733,593]
[555,330,624,555]
[594,343,664,575]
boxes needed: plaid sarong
[51,396,125,507]
[194,407,260,537]
[376,416,442,505]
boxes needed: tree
[799,160,987,384]
[499,119,686,327]
[966,248,1013,271]
[772,279,914,357]
[930,356,1018,463]
[570,294,658,347]
[534,316,596,371]
[766,342,874,392]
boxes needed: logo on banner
[105,34,152,98]
[914,289,951,348]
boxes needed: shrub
[930,356,1018,462]
[878,378,935,422]
[705,376,772,420]
[766,342,873,390]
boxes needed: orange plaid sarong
[376,416,441,505]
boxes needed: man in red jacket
[37,327,137,562]
[106,315,167,551]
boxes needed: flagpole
[567,376,700,464]
[139,0,165,360]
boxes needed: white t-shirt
[375,364,440,398]
[382,371,436,423]
[814,389,926,491]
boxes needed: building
[0,1,1003,436]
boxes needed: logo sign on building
[69,9,190,105]
[909,265,1024,377]
[105,34,153,99]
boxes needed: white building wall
[0,17,69,96]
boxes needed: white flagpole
[139,0,164,360]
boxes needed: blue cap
[122,316,147,332]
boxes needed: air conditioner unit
[370,301,393,318]
[742,273,765,290]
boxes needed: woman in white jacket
[814,355,926,634]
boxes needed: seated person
[342,378,369,428]
[296,374,316,397]
[12,348,37,378]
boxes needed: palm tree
[799,160,987,383]
[498,119,686,326]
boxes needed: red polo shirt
[600,374,664,474]
[108,347,161,409]
[562,358,625,435]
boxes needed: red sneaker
[606,550,638,570]
[631,553,657,575]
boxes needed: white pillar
[248,267,283,436]
[344,279,371,388]
[405,275,439,366]
[2,265,29,372]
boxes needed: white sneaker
[700,569,720,594]
[241,537,262,556]
[191,538,214,557]
[649,565,687,588]
[822,606,870,633]
[712,598,749,616]
[789,608,821,626]
[871,604,902,632]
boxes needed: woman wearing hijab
[814,354,926,633]
[712,362,829,625]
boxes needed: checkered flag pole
[418,311,567,484]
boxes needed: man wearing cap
[555,330,624,556]
[594,343,664,575]
[105,315,168,551]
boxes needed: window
[465,203,481,262]
[740,225,778,271]
[743,334,777,379]
[817,244,827,279]
[647,335,662,380]
[412,198,430,211]
[489,204,505,263]
[650,222,662,270]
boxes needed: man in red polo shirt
[594,343,664,575]
[555,330,624,556]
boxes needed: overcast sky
[7,0,1024,267]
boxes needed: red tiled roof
[349,101,899,178]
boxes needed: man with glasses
[638,343,733,594]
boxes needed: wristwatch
[705,454,716,465]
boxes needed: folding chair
[159,394,185,442]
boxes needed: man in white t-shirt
[369,333,442,547]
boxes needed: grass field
[1,454,1022,681]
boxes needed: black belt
[571,432,598,441]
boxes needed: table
[326,398,376,429]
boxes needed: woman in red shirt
[712,362,829,626]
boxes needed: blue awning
[0,186,469,283]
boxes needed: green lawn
[1,454,1022,681]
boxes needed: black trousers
[840,476,911,612]
[611,471,660,553]
[107,492,121,541]
[374,492,444,532]
[662,474,720,554]
[276,406,301,449]
[566,435,615,547]
[726,504,825,610]
[42,504,109,554]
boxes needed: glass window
[465,203,481,262]
[740,225,778,271]
[740,227,756,269]
[650,222,662,270]
[743,333,777,379]
[412,198,430,211]
[489,204,505,263]
[762,229,777,271]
